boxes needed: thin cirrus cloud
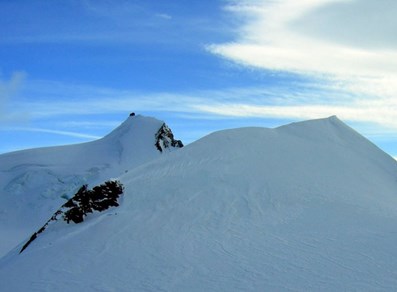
[10,79,348,119]
[0,72,28,124]
[208,0,397,128]
[4,73,397,132]
[0,1,174,45]
[6,127,101,140]
[10,83,388,137]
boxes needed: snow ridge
[0,114,182,256]
[1,115,397,291]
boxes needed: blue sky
[1,0,396,159]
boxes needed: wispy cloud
[0,72,25,98]
[210,0,397,76]
[208,0,397,123]
[7,127,101,140]
[0,72,28,124]
[55,120,121,130]
[11,78,396,130]
[155,13,172,20]
[0,1,221,45]
[0,1,160,44]
[2,77,396,155]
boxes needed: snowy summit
[0,114,182,256]
[1,115,397,291]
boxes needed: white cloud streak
[211,0,397,76]
[8,127,101,140]
[12,78,397,131]
[208,0,397,125]
[2,77,396,155]
[0,72,28,124]
[0,2,214,46]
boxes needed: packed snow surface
[1,116,397,291]
[0,115,178,256]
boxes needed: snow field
[1,116,397,291]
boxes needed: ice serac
[0,114,182,257]
[1,116,397,291]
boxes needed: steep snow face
[0,115,182,256]
[1,116,397,291]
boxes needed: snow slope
[1,116,397,291]
[0,115,182,257]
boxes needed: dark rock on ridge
[20,180,124,253]
[155,123,184,152]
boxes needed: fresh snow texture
[1,116,397,291]
[0,115,178,256]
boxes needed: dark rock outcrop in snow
[20,180,123,253]
[19,210,62,254]
[63,180,123,224]
[155,123,184,152]
[0,114,185,257]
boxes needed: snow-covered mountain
[1,115,397,291]
[0,114,183,256]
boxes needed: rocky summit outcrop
[155,123,184,152]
